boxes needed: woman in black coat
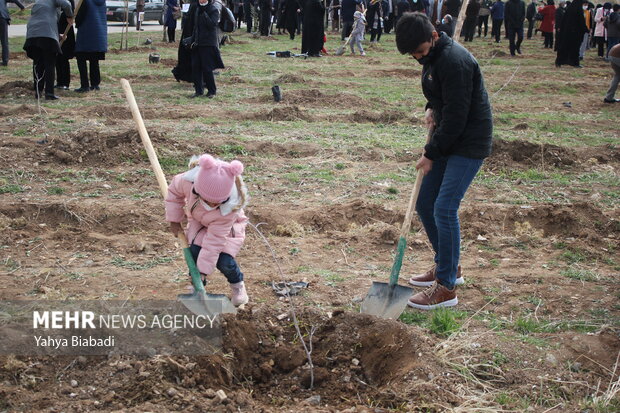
[301,0,324,56]
[173,0,197,83]
[555,0,588,66]
[283,0,301,39]
[56,0,75,89]
[190,0,224,97]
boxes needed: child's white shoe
[230,281,249,307]
[361,52,366,56]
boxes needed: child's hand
[169,222,183,237]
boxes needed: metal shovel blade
[360,282,413,319]
[177,291,237,318]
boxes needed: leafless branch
[248,221,316,389]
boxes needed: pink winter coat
[165,172,248,275]
[594,7,609,38]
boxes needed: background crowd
[0,0,618,102]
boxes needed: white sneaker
[230,281,249,307]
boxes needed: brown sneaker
[407,281,458,310]
[408,265,464,287]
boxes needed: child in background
[351,5,367,55]
[165,154,250,307]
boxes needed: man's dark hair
[395,12,436,55]
[613,4,619,11]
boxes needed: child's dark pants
[189,244,243,284]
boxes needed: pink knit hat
[194,154,244,203]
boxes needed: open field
[0,29,619,412]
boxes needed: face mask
[415,39,436,65]
[582,5,587,9]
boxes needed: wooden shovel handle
[60,0,82,46]
[399,128,433,239]
[120,78,190,249]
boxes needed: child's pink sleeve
[165,174,187,223]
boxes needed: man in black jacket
[525,0,536,38]
[505,0,525,55]
[395,12,492,310]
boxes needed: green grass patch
[0,184,24,194]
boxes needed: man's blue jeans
[415,155,484,290]
[189,244,244,284]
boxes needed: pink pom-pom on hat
[194,154,244,203]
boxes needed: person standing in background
[1,0,25,66]
[525,0,536,38]
[165,0,180,42]
[301,0,324,56]
[478,0,492,37]
[553,0,564,50]
[463,0,480,42]
[578,0,591,59]
[23,0,73,99]
[555,0,588,67]
[504,0,525,55]
[490,0,504,42]
[74,0,107,92]
[136,0,145,30]
[538,0,555,48]
[259,0,274,35]
[56,0,75,89]
[367,0,384,42]
[592,1,609,58]
[606,4,620,59]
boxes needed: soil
[0,33,619,413]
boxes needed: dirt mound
[251,105,314,122]
[0,104,41,117]
[108,46,155,54]
[222,309,444,408]
[243,140,322,157]
[275,74,306,83]
[8,52,28,61]
[0,200,162,239]
[226,75,247,83]
[0,310,450,411]
[250,200,402,235]
[351,109,416,124]
[0,80,33,96]
[488,139,578,169]
[158,58,177,66]
[380,68,422,78]
[461,202,619,242]
[42,129,167,166]
[278,89,366,108]
[123,74,169,82]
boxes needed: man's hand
[169,222,183,237]
[416,155,433,176]
[424,108,435,130]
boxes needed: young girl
[165,154,249,307]
[350,5,366,55]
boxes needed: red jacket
[539,4,555,33]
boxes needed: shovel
[120,79,237,317]
[335,19,358,56]
[360,129,432,319]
